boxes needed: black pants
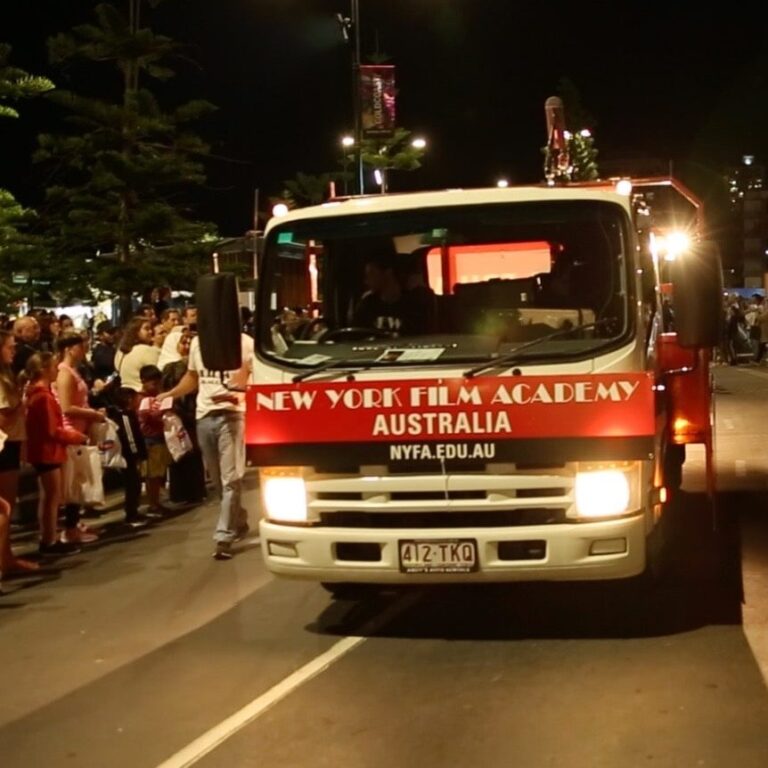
[169,448,206,503]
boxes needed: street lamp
[340,135,355,194]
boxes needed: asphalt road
[1,365,768,767]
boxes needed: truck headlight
[575,469,631,519]
[261,467,308,523]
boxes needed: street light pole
[351,0,364,195]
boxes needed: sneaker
[143,508,165,520]
[125,515,149,529]
[39,540,82,556]
[213,541,234,561]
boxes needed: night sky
[2,1,767,235]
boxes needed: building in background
[728,155,768,289]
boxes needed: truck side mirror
[196,273,242,371]
[669,241,723,349]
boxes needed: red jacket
[25,383,86,465]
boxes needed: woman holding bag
[54,332,106,545]
[25,352,88,555]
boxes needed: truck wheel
[642,499,680,587]
[663,444,685,492]
[320,582,376,600]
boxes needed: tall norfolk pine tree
[0,44,54,305]
[35,2,216,320]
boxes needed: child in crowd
[107,387,149,529]
[24,352,88,555]
[137,365,172,516]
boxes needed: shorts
[0,441,22,472]
[34,462,62,474]
[141,442,171,480]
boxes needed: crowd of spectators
[0,300,215,587]
[719,293,768,366]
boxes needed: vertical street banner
[360,65,396,138]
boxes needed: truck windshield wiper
[292,356,377,383]
[463,320,611,379]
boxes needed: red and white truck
[200,178,721,593]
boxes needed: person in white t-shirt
[114,317,161,391]
[157,332,253,560]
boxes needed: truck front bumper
[259,513,647,583]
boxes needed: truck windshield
[258,199,631,366]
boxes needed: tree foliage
[0,43,54,119]
[275,125,428,210]
[276,172,338,209]
[36,1,217,317]
[0,45,54,307]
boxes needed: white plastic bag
[63,445,105,506]
[92,418,127,469]
[163,412,193,462]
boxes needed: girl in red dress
[25,352,88,554]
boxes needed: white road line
[155,591,420,768]
[155,636,363,768]
[735,460,747,477]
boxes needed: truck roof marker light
[271,203,289,218]
[615,179,633,196]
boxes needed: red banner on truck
[245,373,655,446]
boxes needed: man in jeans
[158,332,253,560]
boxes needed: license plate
[398,539,478,574]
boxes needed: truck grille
[307,469,574,528]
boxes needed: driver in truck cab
[352,249,436,336]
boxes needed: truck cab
[204,182,721,588]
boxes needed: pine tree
[0,43,54,119]
[0,44,54,306]
[35,1,217,321]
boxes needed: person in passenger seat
[352,253,407,334]
[401,267,437,334]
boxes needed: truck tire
[663,444,685,492]
[642,500,680,587]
